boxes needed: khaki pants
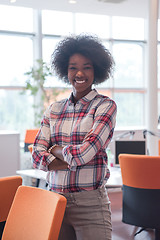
[58,186,112,240]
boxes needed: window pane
[43,37,62,64]
[0,35,33,86]
[0,90,34,141]
[42,10,73,35]
[113,42,143,88]
[114,92,144,127]
[112,17,144,40]
[75,13,109,38]
[0,5,33,32]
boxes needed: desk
[16,167,122,188]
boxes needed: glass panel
[112,16,144,40]
[0,5,33,32]
[114,92,144,127]
[113,42,143,88]
[75,13,109,38]
[0,35,33,86]
[43,37,62,64]
[42,10,73,35]
[0,89,34,141]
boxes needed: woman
[32,34,117,240]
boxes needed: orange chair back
[2,186,67,240]
[24,129,39,152]
[159,140,160,156]
[0,176,22,222]
[119,154,160,189]
[119,153,160,231]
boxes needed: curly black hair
[51,34,115,85]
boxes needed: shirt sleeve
[32,106,56,172]
[62,99,117,168]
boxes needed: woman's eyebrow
[68,62,92,66]
[68,62,76,65]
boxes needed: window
[0,35,33,86]
[0,5,34,140]
[1,5,159,141]
[112,16,145,41]
[75,13,110,39]
[42,10,73,35]
[114,91,144,127]
[113,42,144,88]
[0,5,33,32]
[0,90,34,138]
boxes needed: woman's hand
[48,158,68,171]
[50,145,64,161]
[48,145,68,170]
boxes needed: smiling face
[68,53,94,102]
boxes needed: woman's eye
[69,67,76,70]
[84,66,92,70]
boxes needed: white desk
[16,167,122,188]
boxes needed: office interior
[0,0,160,239]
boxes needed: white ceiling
[0,0,155,18]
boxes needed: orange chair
[2,186,67,240]
[24,129,39,152]
[0,176,22,238]
[159,140,160,156]
[119,154,160,239]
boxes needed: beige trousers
[58,186,112,240]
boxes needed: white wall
[0,131,20,177]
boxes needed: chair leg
[155,229,160,240]
[131,226,139,236]
[0,221,6,239]
[134,227,146,236]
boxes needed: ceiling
[0,0,155,18]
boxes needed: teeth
[75,80,85,83]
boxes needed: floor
[109,190,155,240]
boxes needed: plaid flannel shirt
[32,89,117,193]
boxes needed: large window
[0,5,159,141]
[0,5,34,140]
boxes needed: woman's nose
[75,71,84,77]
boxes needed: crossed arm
[48,146,68,171]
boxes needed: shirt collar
[68,89,98,105]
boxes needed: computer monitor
[115,140,146,165]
